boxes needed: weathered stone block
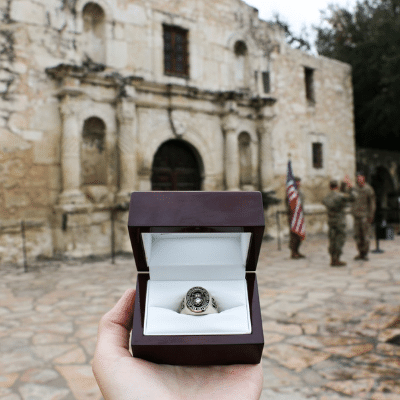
[106,40,128,69]
[83,186,111,204]
[113,22,125,40]
[4,189,31,208]
[47,166,61,191]
[0,82,9,94]
[21,130,43,142]
[0,95,29,112]
[90,211,110,224]
[33,130,60,164]
[10,1,46,25]
[30,102,61,131]
[0,70,14,81]
[8,112,29,132]
[29,187,52,206]
[126,4,147,26]
[127,42,151,74]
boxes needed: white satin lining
[144,280,251,335]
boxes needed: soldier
[286,176,305,259]
[322,179,354,267]
[352,172,376,260]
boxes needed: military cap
[329,179,339,188]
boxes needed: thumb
[95,288,136,358]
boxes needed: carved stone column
[116,96,137,203]
[223,114,240,191]
[259,105,275,192]
[59,95,86,205]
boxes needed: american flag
[286,161,306,239]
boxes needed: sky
[243,0,359,42]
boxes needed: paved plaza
[1,234,400,399]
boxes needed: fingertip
[96,287,137,356]
[98,288,136,334]
[109,287,136,324]
[122,288,136,304]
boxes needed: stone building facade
[0,0,356,263]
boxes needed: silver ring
[179,286,218,315]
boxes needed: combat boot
[354,253,369,261]
[331,255,346,267]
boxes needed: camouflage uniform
[322,188,354,262]
[351,183,376,258]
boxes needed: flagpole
[276,210,281,250]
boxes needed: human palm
[93,289,263,400]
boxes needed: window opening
[304,67,315,103]
[262,71,270,93]
[234,41,248,86]
[312,142,323,169]
[234,41,247,56]
[163,25,189,77]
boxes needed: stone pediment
[45,62,143,89]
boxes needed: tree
[316,0,400,150]
[273,14,311,52]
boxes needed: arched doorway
[372,165,395,222]
[151,139,202,191]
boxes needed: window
[262,71,270,93]
[304,67,315,103]
[234,41,247,56]
[312,142,323,169]
[234,40,248,86]
[163,25,189,77]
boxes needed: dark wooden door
[151,140,201,191]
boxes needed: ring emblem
[186,286,210,313]
[180,286,218,315]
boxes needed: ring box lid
[128,191,265,274]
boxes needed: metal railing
[274,209,332,250]
[275,208,399,251]
[2,207,399,270]
[0,204,130,272]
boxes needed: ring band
[179,286,218,315]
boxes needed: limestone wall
[267,49,356,208]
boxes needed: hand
[92,289,263,400]
[343,174,352,188]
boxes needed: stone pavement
[1,234,400,400]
